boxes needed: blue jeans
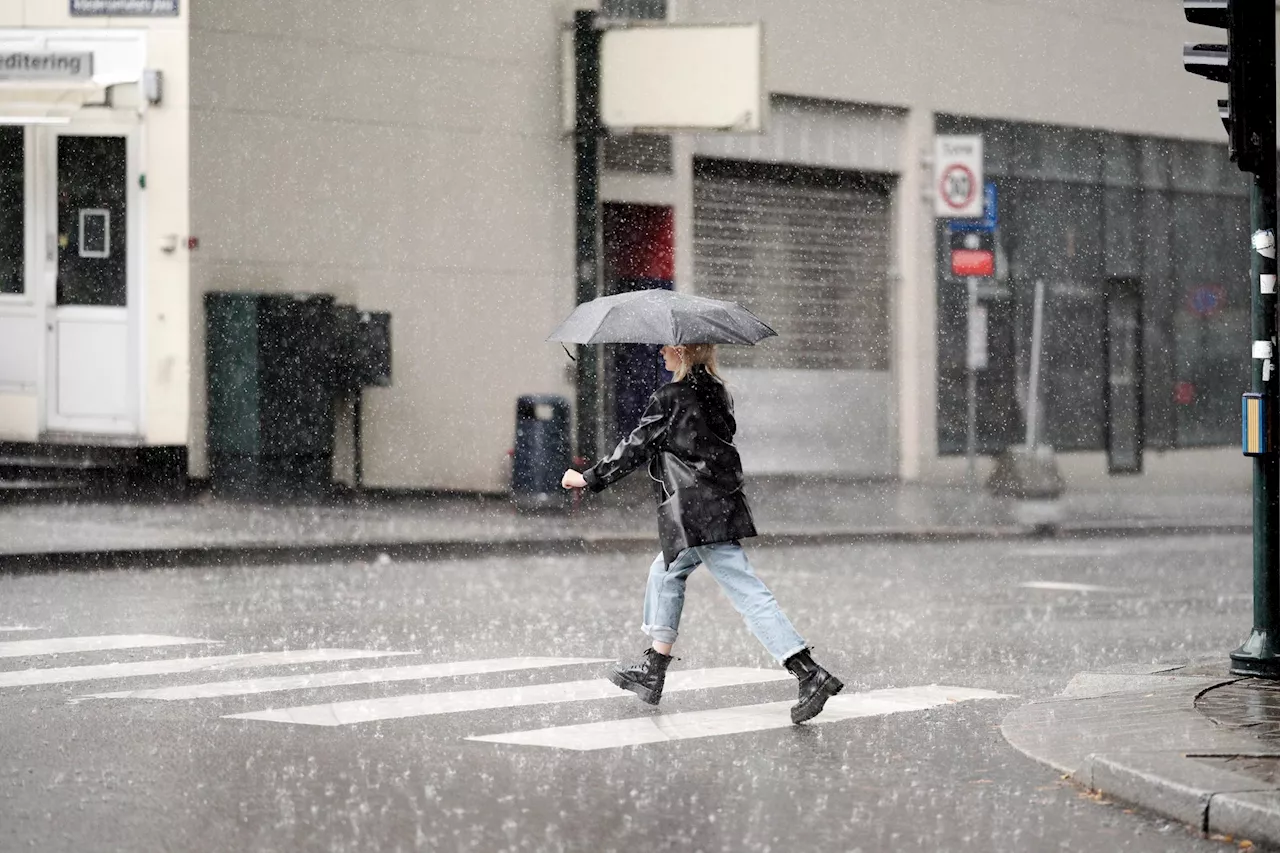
[641,541,807,663]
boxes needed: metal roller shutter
[693,160,892,372]
[692,159,896,477]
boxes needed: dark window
[0,126,22,296]
[603,134,673,174]
[601,0,665,19]
[934,116,1248,454]
[57,135,127,307]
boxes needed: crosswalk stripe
[86,657,612,701]
[466,685,1016,751]
[0,634,212,659]
[1019,581,1128,594]
[225,667,794,727]
[0,649,412,688]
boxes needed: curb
[0,521,1253,572]
[1002,671,1280,848]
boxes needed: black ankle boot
[783,649,844,724]
[608,648,674,705]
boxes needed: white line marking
[1019,581,1128,594]
[225,667,794,727]
[0,649,412,688]
[86,657,611,701]
[0,626,41,633]
[467,685,1015,751]
[1010,546,1120,558]
[0,634,213,659]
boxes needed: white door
[42,127,139,436]
[0,125,40,435]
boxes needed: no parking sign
[935,135,984,218]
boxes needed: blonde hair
[671,343,723,383]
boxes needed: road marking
[0,626,41,633]
[0,634,213,659]
[467,685,1015,751]
[86,656,611,701]
[1019,581,1128,594]
[0,649,411,688]
[1010,546,1120,558]
[225,667,794,727]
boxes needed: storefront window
[935,117,1249,454]
[0,126,22,296]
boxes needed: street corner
[1000,662,1280,848]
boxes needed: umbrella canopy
[547,290,776,345]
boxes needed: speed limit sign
[934,135,983,218]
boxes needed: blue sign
[949,182,997,233]
[1188,284,1225,317]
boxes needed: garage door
[693,158,895,476]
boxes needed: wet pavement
[0,533,1263,851]
[0,474,1252,563]
[1003,660,1280,849]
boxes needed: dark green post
[1232,165,1280,676]
[573,10,603,462]
[1228,3,1280,677]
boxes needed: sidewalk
[0,474,1252,567]
[1002,661,1280,848]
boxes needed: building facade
[0,0,1254,492]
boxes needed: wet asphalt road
[0,534,1261,852]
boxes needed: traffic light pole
[1231,141,1280,676]
[572,10,603,463]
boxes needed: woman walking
[561,343,843,724]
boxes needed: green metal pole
[1230,12,1280,676]
[572,10,603,463]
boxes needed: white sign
[935,135,984,218]
[967,303,988,371]
[599,23,763,133]
[0,51,92,81]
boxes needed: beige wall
[188,2,576,490]
[187,0,1254,490]
[682,0,1232,142]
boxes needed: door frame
[1103,277,1145,475]
[39,121,144,438]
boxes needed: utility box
[205,292,338,499]
[335,307,392,390]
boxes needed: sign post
[572,10,604,462]
[937,142,988,489]
[563,16,764,463]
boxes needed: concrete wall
[681,0,1230,142]
[187,0,1252,490]
[188,2,576,490]
[680,0,1248,484]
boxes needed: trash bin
[511,395,571,511]
[205,292,338,499]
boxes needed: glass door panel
[56,135,126,307]
[0,126,23,296]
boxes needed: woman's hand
[561,469,588,490]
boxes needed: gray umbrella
[547,290,776,345]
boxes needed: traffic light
[1183,0,1275,174]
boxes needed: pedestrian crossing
[0,632,1014,751]
[224,667,795,727]
[468,685,1015,751]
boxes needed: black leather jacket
[583,365,757,565]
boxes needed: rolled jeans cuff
[776,642,808,664]
[642,622,678,644]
